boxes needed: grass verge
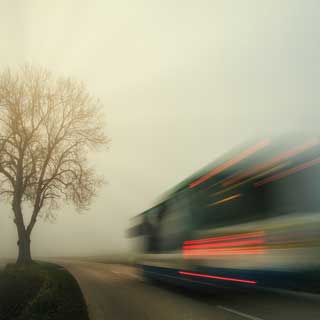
[0,262,89,320]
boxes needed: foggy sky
[1,0,320,258]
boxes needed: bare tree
[0,65,108,265]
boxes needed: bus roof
[154,139,264,204]
[137,133,319,216]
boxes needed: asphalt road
[57,260,320,320]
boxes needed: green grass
[0,262,89,320]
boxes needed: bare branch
[0,65,108,239]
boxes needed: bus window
[157,194,191,252]
[261,162,320,217]
[193,184,265,230]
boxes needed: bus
[128,135,320,292]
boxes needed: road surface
[57,260,320,320]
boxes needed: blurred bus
[128,135,320,292]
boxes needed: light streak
[208,193,241,206]
[183,246,265,256]
[183,238,264,249]
[184,231,264,245]
[179,271,257,284]
[254,156,320,187]
[183,232,265,256]
[189,140,270,188]
[223,139,319,187]
[212,163,287,197]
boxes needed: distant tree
[0,65,108,265]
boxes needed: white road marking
[217,305,265,320]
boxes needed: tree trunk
[12,195,33,265]
[16,230,32,265]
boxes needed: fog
[0,0,319,259]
